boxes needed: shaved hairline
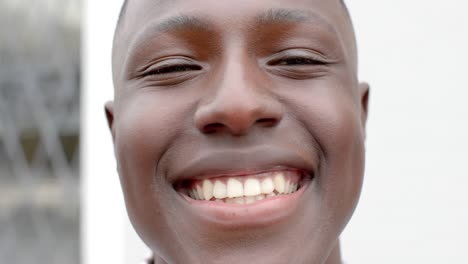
[116,0,349,29]
[117,0,129,27]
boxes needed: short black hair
[117,0,348,28]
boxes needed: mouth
[170,147,317,226]
[173,168,314,227]
[176,169,309,205]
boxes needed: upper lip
[169,145,316,184]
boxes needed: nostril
[257,118,278,127]
[203,123,225,134]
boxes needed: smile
[175,168,312,227]
[170,147,317,226]
[180,170,305,205]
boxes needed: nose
[194,60,283,136]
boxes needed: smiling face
[107,0,369,263]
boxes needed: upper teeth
[187,171,299,202]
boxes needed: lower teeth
[191,189,298,204]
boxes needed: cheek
[113,93,190,246]
[290,85,365,224]
[315,99,365,195]
[315,94,365,223]
[115,91,194,186]
[115,95,172,187]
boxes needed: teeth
[289,182,297,194]
[227,178,243,198]
[233,197,244,204]
[213,181,227,199]
[255,194,266,201]
[187,171,300,202]
[196,185,204,200]
[284,181,290,194]
[292,183,298,192]
[274,173,286,193]
[189,189,197,200]
[261,177,275,194]
[202,180,213,200]
[244,196,256,204]
[244,178,261,196]
[285,181,296,194]
[226,197,245,204]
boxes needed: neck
[152,240,343,264]
[325,241,343,264]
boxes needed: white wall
[342,1,468,263]
[82,1,133,263]
[83,1,468,263]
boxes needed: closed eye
[145,64,202,76]
[268,56,327,66]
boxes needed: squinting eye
[270,57,326,66]
[145,64,202,75]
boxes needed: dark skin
[106,0,369,263]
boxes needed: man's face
[108,0,368,263]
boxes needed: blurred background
[85,1,468,264]
[0,0,80,263]
[1,0,466,263]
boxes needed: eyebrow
[143,8,335,36]
[256,8,337,34]
[155,14,214,33]
[258,8,319,24]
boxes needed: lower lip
[179,181,310,228]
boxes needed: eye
[145,64,202,76]
[265,49,333,80]
[136,58,204,86]
[268,56,327,66]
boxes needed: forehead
[119,0,349,35]
[113,0,356,84]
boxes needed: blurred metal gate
[0,1,81,263]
